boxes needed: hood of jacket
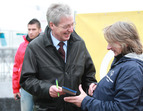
[125,53,143,68]
[125,53,143,61]
[111,53,143,72]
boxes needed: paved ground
[0,81,21,111]
[0,98,20,111]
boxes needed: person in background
[20,3,97,111]
[64,21,143,111]
[12,18,42,111]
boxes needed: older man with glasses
[20,3,97,111]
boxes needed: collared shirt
[50,31,67,62]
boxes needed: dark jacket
[81,53,143,111]
[20,26,96,111]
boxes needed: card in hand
[62,86,77,95]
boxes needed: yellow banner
[75,11,143,81]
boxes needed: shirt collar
[50,31,67,47]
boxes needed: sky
[0,0,143,31]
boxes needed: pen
[56,79,60,97]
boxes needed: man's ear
[49,22,54,30]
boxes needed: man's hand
[49,85,65,97]
[14,93,21,100]
[64,84,87,107]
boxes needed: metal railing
[0,48,17,82]
[0,30,25,82]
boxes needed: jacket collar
[26,35,33,42]
[23,35,28,42]
[43,26,54,47]
[23,33,41,43]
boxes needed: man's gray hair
[46,3,72,26]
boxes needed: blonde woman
[64,21,143,111]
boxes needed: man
[20,3,97,111]
[12,18,42,111]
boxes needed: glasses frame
[55,22,76,30]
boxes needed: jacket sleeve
[81,43,97,92]
[12,47,21,93]
[20,45,52,98]
[81,65,143,111]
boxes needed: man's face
[28,24,41,39]
[50,16,74,41]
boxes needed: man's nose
[67,26,74,32]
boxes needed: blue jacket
[81,53,143,111]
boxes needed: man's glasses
[56,23,76,30]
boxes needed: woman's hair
[103,21,143,55]
[46,3,72,26]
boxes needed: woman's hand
[88,83,97,96]
[64,84,87,107]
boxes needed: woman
[64,21,143,111]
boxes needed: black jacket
[20,26,96,111]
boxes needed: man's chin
[63,37,70,41]
[29,36,37,39]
